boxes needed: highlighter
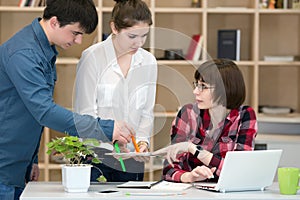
[131,135,140,153]
[113,142,126,172]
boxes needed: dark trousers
[91,161,144,182]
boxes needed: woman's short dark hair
[111,0,152,31]
[43,0,98,34]
[194,58,246,109]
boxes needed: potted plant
[46,136,106,192]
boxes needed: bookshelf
[1,0,300,182]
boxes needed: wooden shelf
[56,57,79,65]
[257,113,300,123]
[154,7,203,13]
[258,9,300,14]
[38,163,61,170]
[258,61,300,66]
[0,6,44,12]
[207,8,255,13]
[154,111,177,118]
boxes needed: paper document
[117,180,192,191]
[117,181,159,189]
[95,142,114,151]
[105,152,158,157]
[151,180,192,191]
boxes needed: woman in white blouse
[74,0,157,182]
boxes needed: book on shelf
[292,0,300,9]
[217,29,240,61]
[191,0,201,8]
[264,55,300,61]
[18,0,27,7]
[18,0,45,7]
[185,34,203,62]
[259,0,290,9]
[37,0,46,6]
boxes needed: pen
[131,135,140,153]
[113,142,126,172]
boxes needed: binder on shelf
[217,29,240,61]
[185,34,203,62]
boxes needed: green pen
[114,142,126,172]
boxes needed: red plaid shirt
[162,103,257,182]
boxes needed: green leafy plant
[46,135,106,182]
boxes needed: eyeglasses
[193,82,214,91]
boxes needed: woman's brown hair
[111,0,152,31]
[194,58,246,109]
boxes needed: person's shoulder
[80,40,108,59]
[139,48,157,62]
[239,105,255,112]
[4,26,37,56]
[84,40,106,52]
[238,105,257,119]
[177,103,200,117]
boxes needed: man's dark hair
[43,0,98,34]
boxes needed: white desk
[20,182,300,200]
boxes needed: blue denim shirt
[0,18,114,188]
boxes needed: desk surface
[20,182,300,200]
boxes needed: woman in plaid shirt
[154,58,257,183]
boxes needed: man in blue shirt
[0,0,134,199]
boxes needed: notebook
[193,149,282,193]
[117,180,192,191]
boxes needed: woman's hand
[152,142,191,166]
[112,142,150,162]
[133,141,150,162]
[180,166,216,183]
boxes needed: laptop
[193,149,282,193]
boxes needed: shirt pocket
[135,86,148,110]
[216,136,236,155]
[97,84,115,107]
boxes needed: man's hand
[112,121,135,145]
[112,143,131,160]
[30,163,40,181]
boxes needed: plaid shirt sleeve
[162,105,257,182]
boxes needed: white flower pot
[61,164,92,193]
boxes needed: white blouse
[74,35,157,148]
